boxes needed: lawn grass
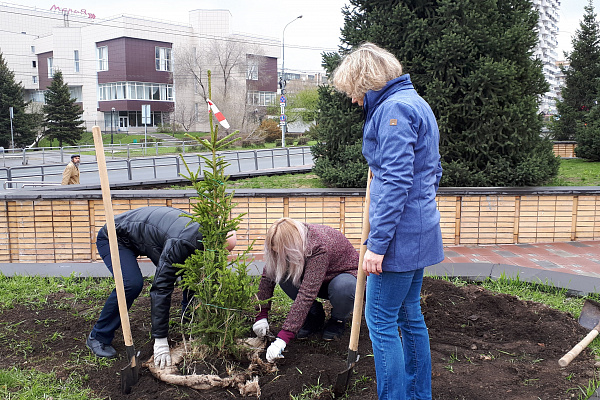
[545,159,600,186]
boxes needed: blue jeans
[365,269,431,400]
[90,229,144,345]
[280,273,356,321]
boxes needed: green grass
[229,173,327,189]
[545,159,600,186]
[0,273,115,310]
[0,367,102,400]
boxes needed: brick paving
[442,241,600,278]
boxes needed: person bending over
[86,206,236,369]
[252,217,359,362]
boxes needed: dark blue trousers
[90,229,144,345]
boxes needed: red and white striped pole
[207,99,230,129]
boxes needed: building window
[32,76,37,83]
[31,90,45,103]
[69,86,83,102]
[98,81,174,102]
[31,45,35,53]
[247,60,258,80]
[155,47,172,71]
[32,61,36,68]
[246,90,275,106]
[97,46,108,71]
[74,50,80,72]
[47,57,54,78]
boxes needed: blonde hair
[332,42,403,101]
[264,218,308,286]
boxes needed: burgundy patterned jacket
[256,223,359,337]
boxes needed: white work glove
[153,337,172,369]
[252,318,269,338]
[266,338,286,363]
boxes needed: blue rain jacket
[362,74,444,271]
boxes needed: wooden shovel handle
[348,169,373,352]
[558,327,600,367]
[92,126,134,349]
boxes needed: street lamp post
[9,106,14,150]
[110,107,115,145]
[280,15,302,148]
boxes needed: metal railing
[0,146,314,189]
[3,181,62,189]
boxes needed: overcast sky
[5,0,598,71]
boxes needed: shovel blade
[120,346,140,394]
[333,349,359,396]
[579,299,600,331]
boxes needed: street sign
[141,104,151,125]
[279,121,286,126]
[280,95,286,103]
[280,115,286,121]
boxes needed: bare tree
[173,36,274,138]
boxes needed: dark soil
[1,277,597,400]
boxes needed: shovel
[334,169,373,396]
[558,298,600,367]
[92,126,140,394]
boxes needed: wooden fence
[1,187,599,263]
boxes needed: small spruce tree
[43,70,85,147]
[176,71,257,356]
[0,52,37,148]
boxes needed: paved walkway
[2,241,599,295]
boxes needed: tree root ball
[143,337,278,397]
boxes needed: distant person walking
[62,155,80,185]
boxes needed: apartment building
[0,4,279,133]
[533,0,561,115]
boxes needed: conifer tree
[0,52,37,148]
[43,70,84,147]
[314,0,559,187]
[177,71,257,356]
[554,0,600,141]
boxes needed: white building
[0,3,279,135]
[533,0,561,115]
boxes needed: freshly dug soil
[0,277,597,399]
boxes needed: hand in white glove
[252,318,269,338]
[153,337,172,369]
[266,338,286,363]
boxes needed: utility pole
[280,15,302,148]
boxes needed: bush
[275,138,295,147]
[258,119,281,142]
[156,123,184,134]
[297,137,309,146]
[575,124,600,161]
[312,140,368,187]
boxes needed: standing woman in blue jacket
[333,43,444,400]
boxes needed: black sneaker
[322,319,346,341]
[297,302,325,339]
[86,333,117,358]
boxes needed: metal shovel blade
[333,350,359,396]
[578,299,600,330]
[120,345,140,394]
